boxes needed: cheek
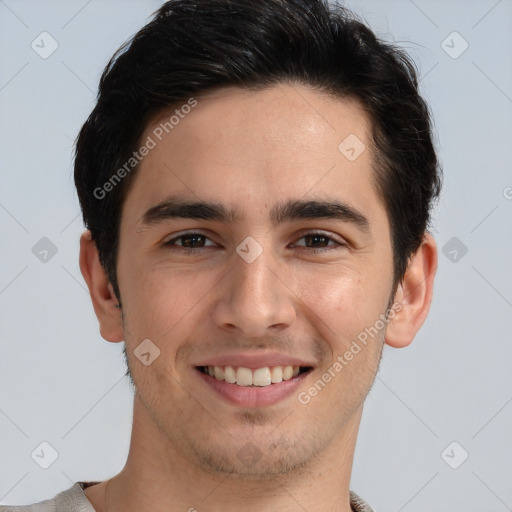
[294,262,390,348]
[118,259,224,344]
[119,266,214,391]
[294,268,389,413]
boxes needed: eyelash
[163,231,346,254]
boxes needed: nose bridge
[212,242,296,336]
[237,250,275,304]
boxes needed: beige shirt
[0,482,375,512]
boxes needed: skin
[80,83,437,512]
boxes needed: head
[77,0,440,478]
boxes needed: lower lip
[196,368,311,407]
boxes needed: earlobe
[79,230,125,343]
[385,233,438,349]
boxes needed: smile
[197,365,312,387]
[195,364,314,407]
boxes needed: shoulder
[0,482,97,512]
[0,497,56,512]
[349,489,375,512]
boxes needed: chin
[183,429,319,480]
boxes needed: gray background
[0,0,511,510]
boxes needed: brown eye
[303,234,332,248]
[293,232,345,252]
[164,233,216,250]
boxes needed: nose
[211,245,296,338]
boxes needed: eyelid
[163,229,347,251]
[292,229,345,241]
[291,230,347,249]
[163,229,217,246]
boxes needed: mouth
[195,364,314,407]
[196,365,313,387]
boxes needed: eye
[162,231,346,253]
[163,232,217,250]
[292,231,346,252]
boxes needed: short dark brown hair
[74,0,442,303]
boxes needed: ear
[79,230,124,343]
[385,233,437,348]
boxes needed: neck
[104,394,362,512]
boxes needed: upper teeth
[204,365,301,386]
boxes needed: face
[115,83,396,478]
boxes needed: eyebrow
[139,195,371,233]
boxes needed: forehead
[122,83,384,228]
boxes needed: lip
[196,367,313,407]
[192,351,316,369]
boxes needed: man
[1,0,440,510]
